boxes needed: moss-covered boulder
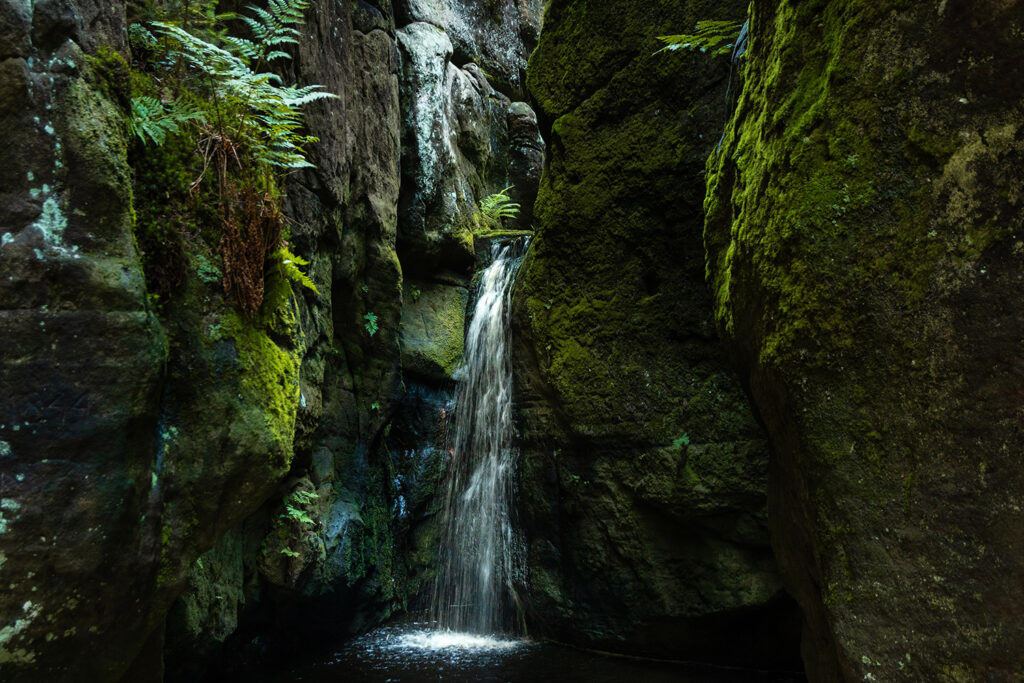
[704,1,1024,680]
[511,0,799,666]
[400,280,470,382]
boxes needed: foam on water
[398,630,522,651]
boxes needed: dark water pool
[267,625,804,683]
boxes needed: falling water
[430,239,528,635]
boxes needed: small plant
[280,547,300,558]
[194,254,222,284]
[672,434,691,448]
[129,95,206,145]
[478,185,520,228]
[280,489,318,526]
[363,312,379,336]
[658,20,744,57]
[274,246,318,294]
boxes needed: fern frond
[221,35,260,61]
[275,246,319,294]
[479,185,521,223]
[658,20,744,57]
[129,95,206,145]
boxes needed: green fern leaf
[275,246,319,294]
[479,185,521,226]
[658,20,744,58]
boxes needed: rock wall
[511,0,799,667]
[0,0,543,680]
[1,0,179,679]
[165,0,544,676]
[705,1,1024,680]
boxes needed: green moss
[88,46,131,104]
[706,1,1018,372]
[400,282,468,380]
[704,2,1024,678]
[527,0,712,119]
[222,306,300,465]
[519,19,759,441]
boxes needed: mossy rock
[511,0,799,667]
[705,1,1024,680]
[399,280,470,382]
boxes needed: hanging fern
[131,0,334,169]
[658,20,745,57]
[129,0,332,313]
[145,19,334,169]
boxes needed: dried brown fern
[220,185,282,314]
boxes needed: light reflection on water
[397,629,522,651]
[275,624,805,683]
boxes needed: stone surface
[704,1,1024,680]
[396,19,542,278]
[511,0,800,667]
[400,281,470,382]
[0,3,167,679]
[395,0,542,96]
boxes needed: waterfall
[430,239,528,635]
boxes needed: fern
[479,185,521,223]
[130,0,334,314]
[363,312,379,336]
[275,245,318,294]
[658,20,744,57]
[282,504,314,525]
[153,21,334,168]
[129,95,206,145]
[223,0,309,65]
[133,0,334,170]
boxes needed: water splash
[430,239,528,635]
[398,630,521,651]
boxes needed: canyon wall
[705,1,1024,679]
[0,0,543,680]
[510,0,800,667]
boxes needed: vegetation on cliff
[128,0,327,313]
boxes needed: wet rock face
[395,0,542,96]
[512,0,799,667]
[704,1,1024,680]
[395,18,543,276]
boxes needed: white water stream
[429,240,527,637]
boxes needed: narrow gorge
[1,0,1022,682]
